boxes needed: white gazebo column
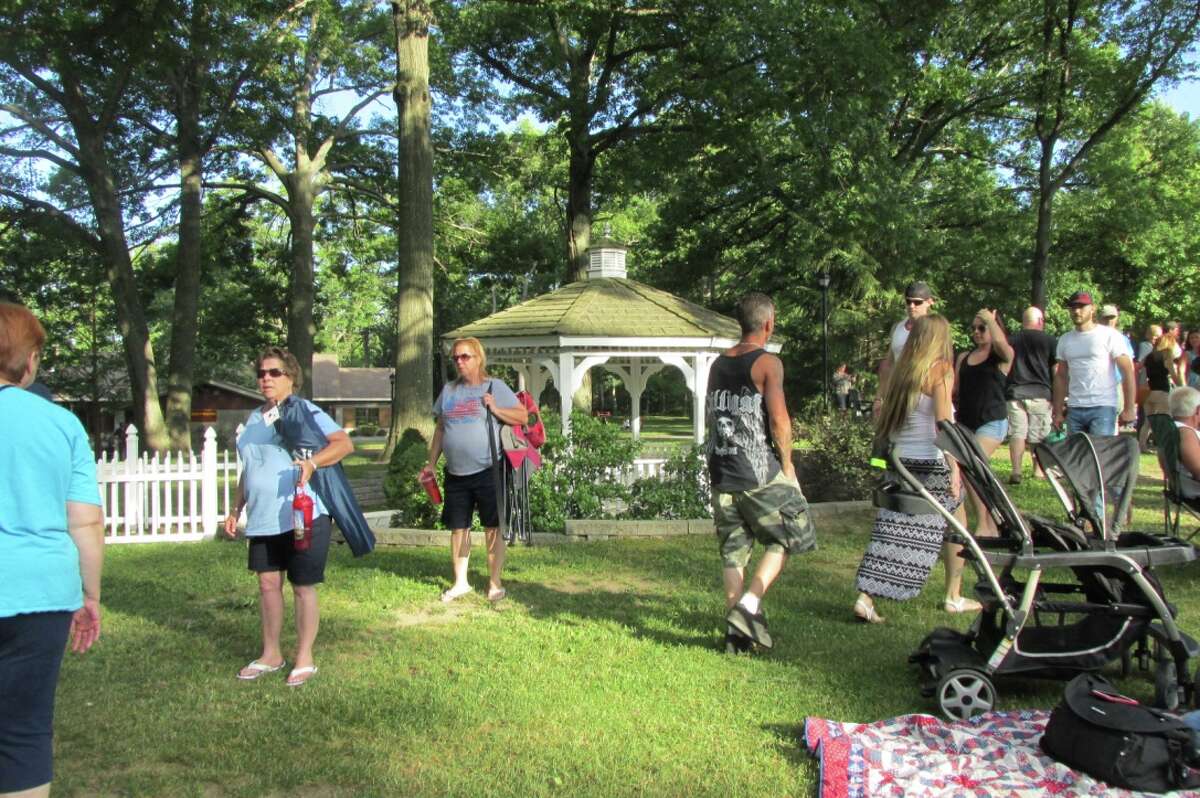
[609,361,664,440]
[692,353,715,444]
[557,353,575,438]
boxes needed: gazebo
[442,240,782,442]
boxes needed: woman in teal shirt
[0,302,104,797]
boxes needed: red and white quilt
[804,710,1200,798]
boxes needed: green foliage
[383,428,440,529]
[528,410,641,534]
[792,409,876,502]
[625,445,711,520]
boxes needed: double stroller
[876,422,1199,720]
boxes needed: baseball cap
[1098,303,1119,319]
[904,281,934,301]
[1064,291,1094,308]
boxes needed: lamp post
[817,271,830,411]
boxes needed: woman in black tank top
[953,310,1013,538]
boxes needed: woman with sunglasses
[953,309,1013,539]
[423,337,527,603]
[223,347,353,687]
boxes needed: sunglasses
[257,368,287,379]
[905,298,928,306]
[972,324,988,333]
[451,353,473,362]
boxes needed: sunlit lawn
[50,436,1200,796]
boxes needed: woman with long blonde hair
[853,315,977,623]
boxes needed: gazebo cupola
[587,235,628,280]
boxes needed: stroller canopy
[1034,433,1139,540]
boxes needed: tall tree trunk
[166,87,204,451]
[65,86,169,451]
[566,144,593,284]
[1031,139,1054,310]
[384,0,436,461]
[287,173,317,398]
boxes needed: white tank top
[891,392,942,460]
[890,320,910,361]
[1175,421,1200,499]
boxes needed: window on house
[355,407,380,428]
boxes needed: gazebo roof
[444,277,741,341]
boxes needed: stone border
[355,501,870,547]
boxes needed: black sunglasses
[257,368,287,379]
[972,324,988,333]
[905,298,928,306]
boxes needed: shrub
[527,410,641,534]
[382,428,441,529]
[791,409,875,502]
[625,444,712,520]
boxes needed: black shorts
[247,514,332,585]
[0,611,72,792]
[442,467,500,530]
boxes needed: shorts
[442,467,500,530]
[247,514,333,585]
[1007,398,1052,443]
[713,470,817,569]
[0,611,72,792]
[973,418,1009,442]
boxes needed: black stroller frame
[876,421,1198,720]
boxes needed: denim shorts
[974,418,1009,442]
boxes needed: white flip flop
[237,660,286,681]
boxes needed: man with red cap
[1052,291,1136,435]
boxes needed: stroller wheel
[936,669,996,721]
[1155,657,1183,711]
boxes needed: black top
[705,349,781,492]
[957,350,1008,429]
[1146,350,1173,392]
[1005,329,1057,401]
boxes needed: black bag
[1040,672,1200,793]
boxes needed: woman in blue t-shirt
[223,347,353,687]
[423,337,527,603]
[0,302,104,796]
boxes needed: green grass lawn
[57,441,1200,796]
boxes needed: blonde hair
[1155,332,1177,353]
[450,337,489,379]
[877,315,953,444]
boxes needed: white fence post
[201,427,218,539]
[123,424,139,536]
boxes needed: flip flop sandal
[441,585,472,603]
[237,660,286,681]
[286,666,319,687]
[487,588,507,603]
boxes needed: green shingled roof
[444,278,741,340]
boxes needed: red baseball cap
[1064,291,1094,308]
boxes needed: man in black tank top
[706,293,816,653]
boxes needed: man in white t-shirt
[875,281,934,414]
[1052,291,1136,436]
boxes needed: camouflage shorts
[713,470,817,569]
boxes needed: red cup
[419,469,442,504]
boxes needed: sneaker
[724,628,754,654]
[726,605,773,649]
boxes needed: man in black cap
[876,281,935,412]
[1052,291,1136,435]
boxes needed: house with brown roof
[311,353,394,434]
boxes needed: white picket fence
[611,458,668,485]
[97,425,241,543]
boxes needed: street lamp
[817,271,830,411]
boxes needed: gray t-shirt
[434,378,519,475]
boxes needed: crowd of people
[3,285,1199,793]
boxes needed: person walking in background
[706,292,816,652]
[1139,333,1180,452]
[223,347,353,688]
[1098,304,1135,433]
[1052,291,1136,436]
[832,363,854,412]
[423,337,527,604]
[1005,306,1057,484]
[0,302,104,798]
[876,281,936,415]
[853,314,977,624]
[953,309,1012,537]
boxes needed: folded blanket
[804,710,1200,798]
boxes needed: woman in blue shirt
[223,347,352,688]
[0,302,104,796]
